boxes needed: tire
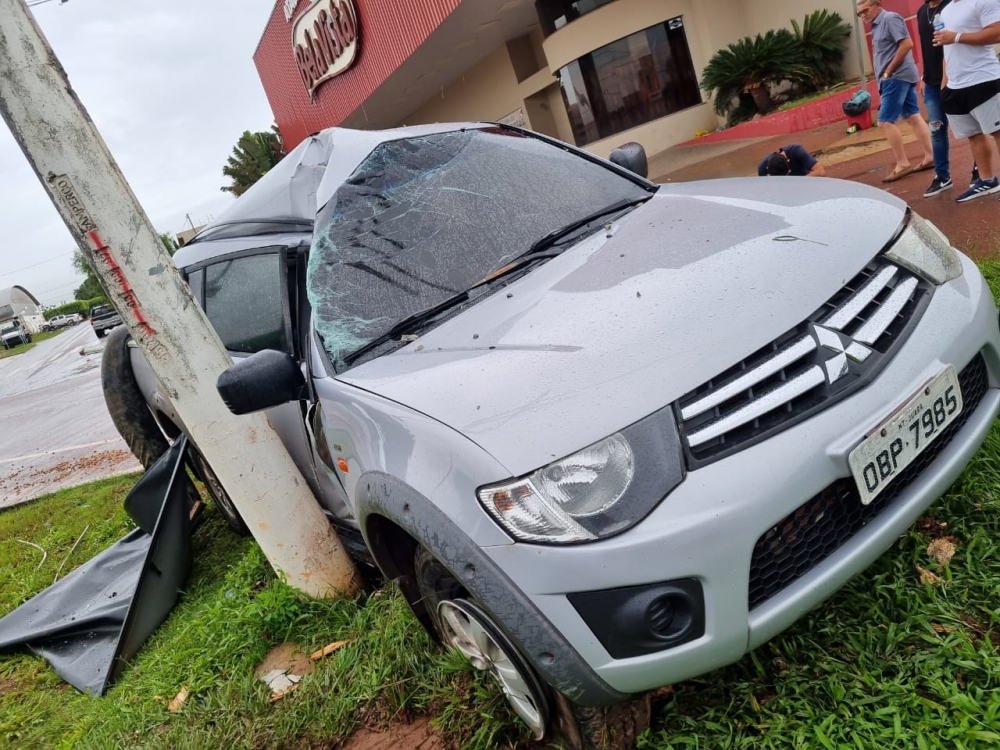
[96,328,106,339]
[101,326,170,470]
[413,547,650,749]
[550,692,653,750]
[187,446,249,536]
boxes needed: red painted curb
[682,81,881,146]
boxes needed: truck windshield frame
[308,126,653,370]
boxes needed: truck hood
[341,178,908,476]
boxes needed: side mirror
[216,349,305,415]
[609,142,649,179]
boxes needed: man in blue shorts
[757,144,827,176]
[858,0,935,182]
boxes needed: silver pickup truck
[104,123,1000,750]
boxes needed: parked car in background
[0,318,32,349]
[104,124,1000,750]
[44,313,82,331]
[89,304,123,339]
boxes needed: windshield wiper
[341,291,472,365]
[340,251,561,367]
[525,196,649,256]
[340,199,648,367]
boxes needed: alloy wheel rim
[437,600,546,739]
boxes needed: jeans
[923,84,950,181]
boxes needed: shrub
[43,296,107,320]
[726,93,759,127]
[792,10,853,88]
[701,29,813,116]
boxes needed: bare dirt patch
[339,718,443,750]
[0,678,21,698]
[8,449,134,495]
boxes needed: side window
[203,253,289,354]
[186,268,205,307]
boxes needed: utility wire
[0,251,71,277]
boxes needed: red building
[255,0,876,158]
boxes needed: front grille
[678,260,928,467]
[747,353,989,611]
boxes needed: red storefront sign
[293,0,359,95]
[255,0,462,150]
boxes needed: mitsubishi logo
[813,325,872,384]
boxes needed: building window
[536,0,617,36]
[558,18,702,147]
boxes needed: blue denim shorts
[878,78,920,123]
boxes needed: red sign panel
[292,0,360,95]
[255,0,462,150]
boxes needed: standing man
[934,0,1000,202]
[918,0,955,196]
[858,0,935,182]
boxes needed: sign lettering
[293,0,359,95]
[48,174,97,235]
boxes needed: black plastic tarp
[0,438,192,695]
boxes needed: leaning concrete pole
[0,0,359,597]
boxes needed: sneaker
[956,177,1000,202]
[971,169,980,188]
[924,176,953,197]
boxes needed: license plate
[848,366,963,505]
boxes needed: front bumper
[483,252,1000,696]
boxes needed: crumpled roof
[184,122,486,247]
[193,129,338,237]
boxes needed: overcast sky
[0,0,279,306]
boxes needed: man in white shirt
[934,0,1000,201]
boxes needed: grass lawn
[0,330,61,360]
[4,263,1000,748]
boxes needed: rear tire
[413,547,650,749]
[95,328,106,339]
[101,326,170,469]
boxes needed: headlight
[885,212,962,285]
[479,434,636,543]
[478,406,687,544]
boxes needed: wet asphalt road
[0,324,141,508]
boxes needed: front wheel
[413,547,651,749]
[187,446,248,536]
[415,547,549,740]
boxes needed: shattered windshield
[308,127,652,369]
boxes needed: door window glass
[204,253,288,353]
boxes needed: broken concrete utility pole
[0,0,358,598]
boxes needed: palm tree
[220,125,287,197]
[792,10,853,89]
[701,30,813,116]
